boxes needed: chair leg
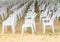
[52,25,55,33]
[12,26,15,34]
[33,22,36,32]
[22,25,25,35]
[2,24,5,34]
[3,12,7,18]
[43,25,45,34]
[31,26,34,35]
[1,14,4,20]
[55,16,57,21]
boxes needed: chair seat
[23,23,32,27]
[3,17,12,25]
[43,22,52,25]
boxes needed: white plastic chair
[25,12,37,31]
[2,13,17,34]
[40,8,48,23]
[0,7,7,20]
[0,11,4,20]
[42,15,56,33]
[39,3,45,11]
[22,12,37,35]
[1,7,7,18]
[56,8,60,22]
[9,2,21,12]
[17,2,29,19]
